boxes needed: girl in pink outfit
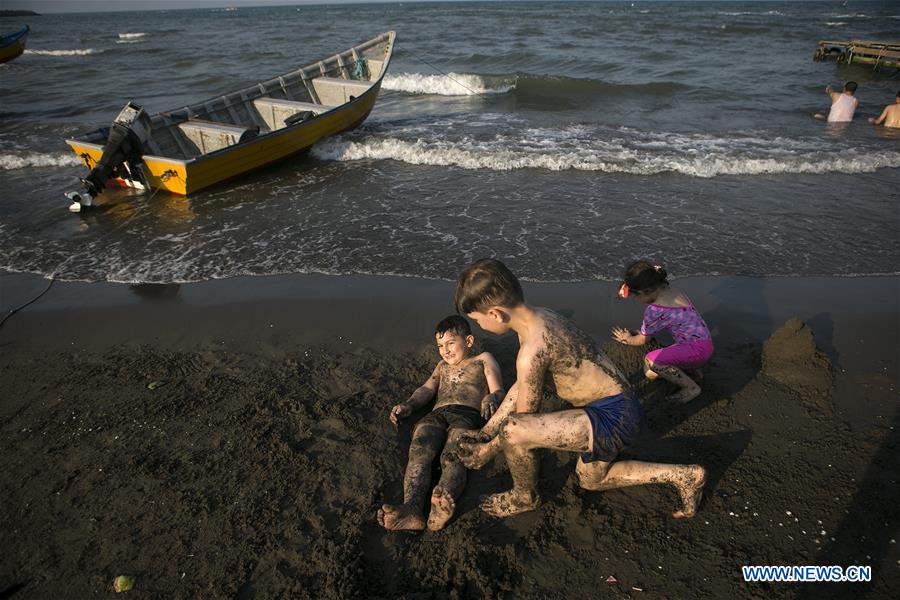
[612,261,713,403]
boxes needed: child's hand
[611,326,633,345]
[389,402,412,425]
[481,393,500,420]
[457,430,495,469]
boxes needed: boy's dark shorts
[580,393,644,463]
[417,404,484,432]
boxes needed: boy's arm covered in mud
[479,352,506,420]
[513,346,549,413]
[389,363,441,425]
[481,343,548,433]
[458,344,550,468]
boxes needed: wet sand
[0,272,897,599]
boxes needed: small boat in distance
[0,25,29,64]
[64,32,395,210]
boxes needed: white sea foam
[382,73,515,96]
[118,32,147,39]
[718,11,785,16]
[0,153,82,170]
[312,131,900,177]
[826,22,847,26]
[24,48,99,56]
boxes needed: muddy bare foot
[426,485,455,531]
[377,503,426,531]
[666,383,701,404]
[672,465,706,519]
[479,489,540,518]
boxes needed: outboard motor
[66,102,153,212]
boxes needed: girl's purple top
[640,302,711,345]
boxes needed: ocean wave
[382,73,515,96]
[381,73,685,102]
[717,11,785,16]
[24,48,100,56]
[514,75,687,101]
[118,32,147,39]
[0,153,82,170]
[311,128,900,177]
[826,22,846,27]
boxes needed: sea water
[0,1,898,283]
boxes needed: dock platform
[814,40,900,71]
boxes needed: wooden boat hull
[66,83,381,195]
[0,26,29,64]
[65,32,394,197]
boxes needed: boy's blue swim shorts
[580,393,644,463]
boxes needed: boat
[64,31,395,210]
[0,25,29,64]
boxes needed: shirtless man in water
[377,315,504,531]
[455,258,705,519]
[869,91,900,128]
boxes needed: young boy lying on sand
[377,315,504,531]
[455,259,705,519]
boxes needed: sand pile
[760,318,832,411]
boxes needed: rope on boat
[353,57,367,80]
[410,54,493,97]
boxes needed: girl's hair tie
[653,264,662,272]
[618,283,630,299]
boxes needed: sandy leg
[378,422,444,532]
[478,411,591,518]
[578,459,706,519]
[685,368,704,384]
[672,465,706,519]
[427,429,470,530]
[649,363,702,403]
[666,385,702,403]
[377,503,426,531]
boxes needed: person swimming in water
[815,81,859,122]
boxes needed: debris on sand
[113,575,135,592]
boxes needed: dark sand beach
[0,272,897,599]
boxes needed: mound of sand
[760,318,832,410]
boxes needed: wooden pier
[814,40,900,71]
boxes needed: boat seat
[252,97,337,130]
[177,118,258,155]
[311,77,372,105]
